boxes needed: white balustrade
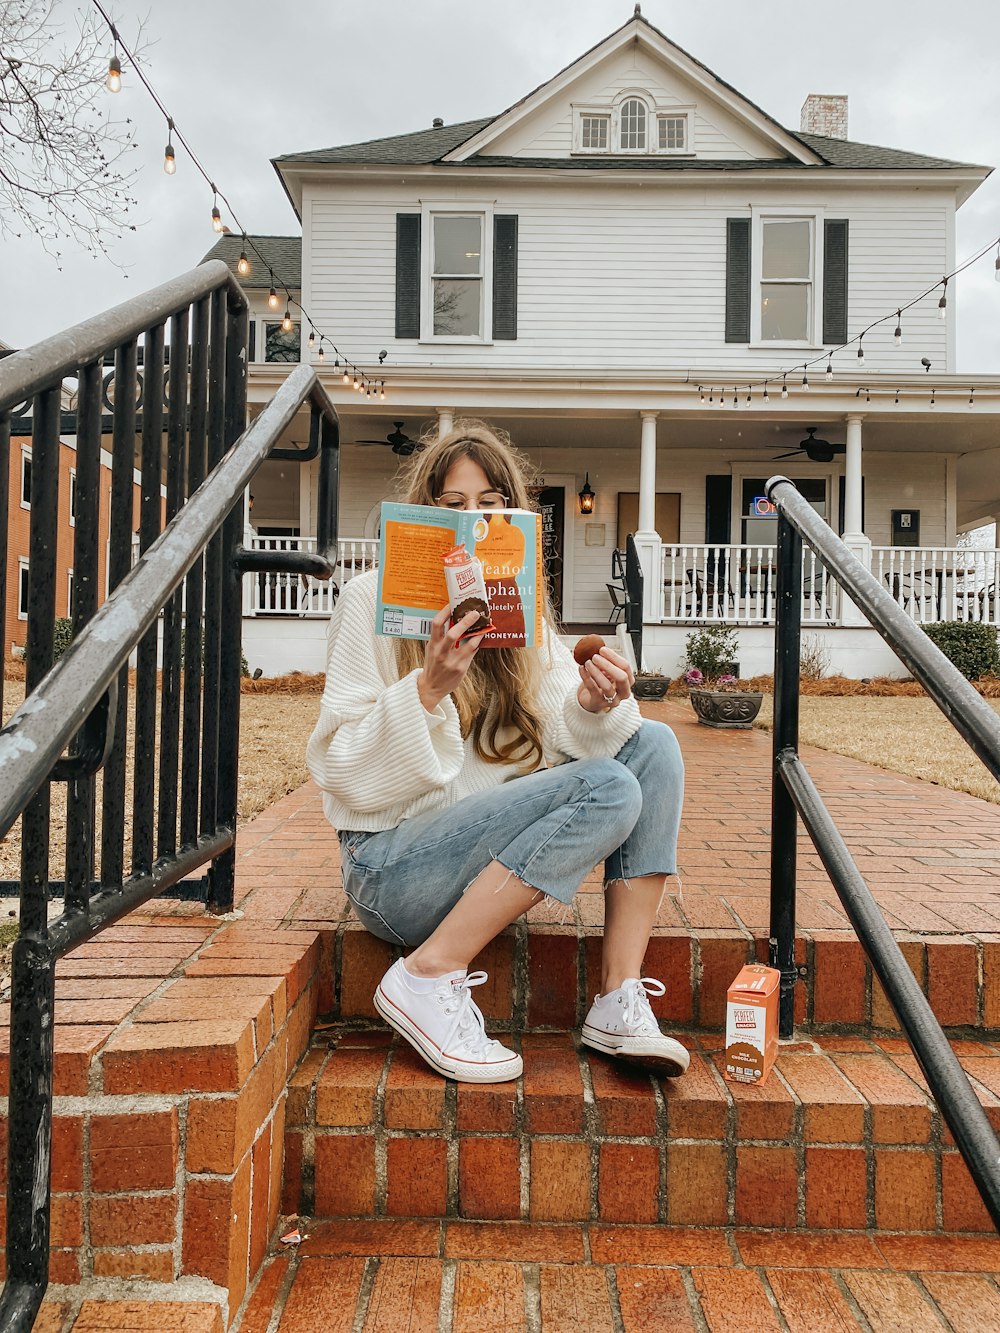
[871,547,999,625]
[244,535,380,617]
[658,544,836,626]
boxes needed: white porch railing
[244,535,379,616]
[871,547,1000,626]
[658,544,836,625]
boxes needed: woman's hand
[577,645,635,714]
[418,606,487,712]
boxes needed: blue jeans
[338,720,684,947]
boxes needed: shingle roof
[273,117,984,173]
[201,233,301,288]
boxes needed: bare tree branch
[0,0,143,266]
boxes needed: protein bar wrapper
[443,545,493,636]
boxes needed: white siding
[305,180,953,376]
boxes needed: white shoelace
[435,970,501,1057]
[621,977,666,1036]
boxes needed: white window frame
[657,111,692,154]
[419,203,494,344]
[20,446,31,509]
[750,207,825,349]
[18,558,29,619]
[617,95,649,153]
[580,113,610,151]
[67,568,74,620]
[69,468,76,527]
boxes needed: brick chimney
[800,95,848,140]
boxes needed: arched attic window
[619,96,648,151]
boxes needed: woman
[307,421,687,1084]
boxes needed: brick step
[283,1028,1000,1235]
[329,920,1000,1035]
[224,1219,1000,1332]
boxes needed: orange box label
[724,964,780,1085]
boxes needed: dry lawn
[753,694,1000,806]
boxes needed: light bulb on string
[380,381,386,400]
[268,274,278,309]
[353,371,360,390]
[237,239,250,276]
[211,187,223,233]
[163,120,176,175]
[969,388,975,408]
[857,335,865,365]
[342,366,350,384]
[699,386,705,404]
[894,388,900,405]
[762,382,770,404]
[801,367,810,392]
[732,388,738,408]
[281,307,293,333]
[894,311,902,346]
[825,357,833,381]
[995,246,1000,283]
[307,327,315,349]
[106,53,122,93]
[746,385,752,406]
[317,344,325,362]
[780,375,788,400]
[708,388,714,405]
[938,277,948,319]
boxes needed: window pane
[581,116,608,149]
[21,454,31,505]
[762,220,811,279]
[433,279,481,336]
[761,283,810,340]
[620,98,646,150]
[19,567,29,615]
[658,116,686,150]
[434,216,481,275]
[264,323,301,362]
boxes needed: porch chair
[606,581,627,625]
[685,568,736,619]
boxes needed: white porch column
[437,408,455,439]
[242,487,254,616]
[840,413,871,627]
[633,412,663,625]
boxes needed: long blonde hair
[393,420,553,770]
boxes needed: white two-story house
[206,10,999,678]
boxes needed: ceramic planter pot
[631,674,670,701]
[689,687,764,729]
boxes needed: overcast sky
[6,0,999,372]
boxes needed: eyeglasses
[434,490,509,511]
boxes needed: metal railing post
[770,507,802,1038]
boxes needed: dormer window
[574,98,694,155]
[619,98,647,151]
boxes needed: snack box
[723,963,779,1085]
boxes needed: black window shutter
[248,321,256,362]
[725,218,751,343]
[705,475,733,544]
[492,215,518,340]
[395,214,421,339]
[823,219,849,346]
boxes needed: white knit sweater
[306,570,642,832]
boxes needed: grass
[753,694,1000,806]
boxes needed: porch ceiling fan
[773,427,846,464]
[355,421,422,455]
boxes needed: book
[375,502,543,647]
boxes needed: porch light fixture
[938,278,948,318]
[106,53,122,93]
[163,121,176,174]
[578,473,596,514]
[894,311,902,345]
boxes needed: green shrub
[52,618,74,662]
[922,621,1000,680]
[684,623,739,680]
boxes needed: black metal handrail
[0,264,340,1330]
[624,533,644,667]
[766,474,1000,1233]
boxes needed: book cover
[376,502,543,647]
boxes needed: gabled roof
[201,233,301,289]
[274,118,492,167]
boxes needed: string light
[380,381,386,400]
[698,386,705,403]
[938,277,948,319]
[894,389,900,405]
[801,367,810,392]
[211,187,223,233]
[268,274,278,309]
[237,243,250,276]
[342,366,350,384]
[995,245,1000,283]
[894,311,902,346]
[930,388,936,407]
[825,356,833,381]
[746,385,752,405]
[307,327,315,349]
[106,53,122,93]
[708,388,714,404]
[163,119,176,175]
[732,388,738,408]
[317,343,324,362]
[762,382,770,404]
[780,375,788,400]
[969,387,975,408]
[281,307,293,333]
[857,334,865,365]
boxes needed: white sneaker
[582,977,690,1077]
[374,959,523,1084]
